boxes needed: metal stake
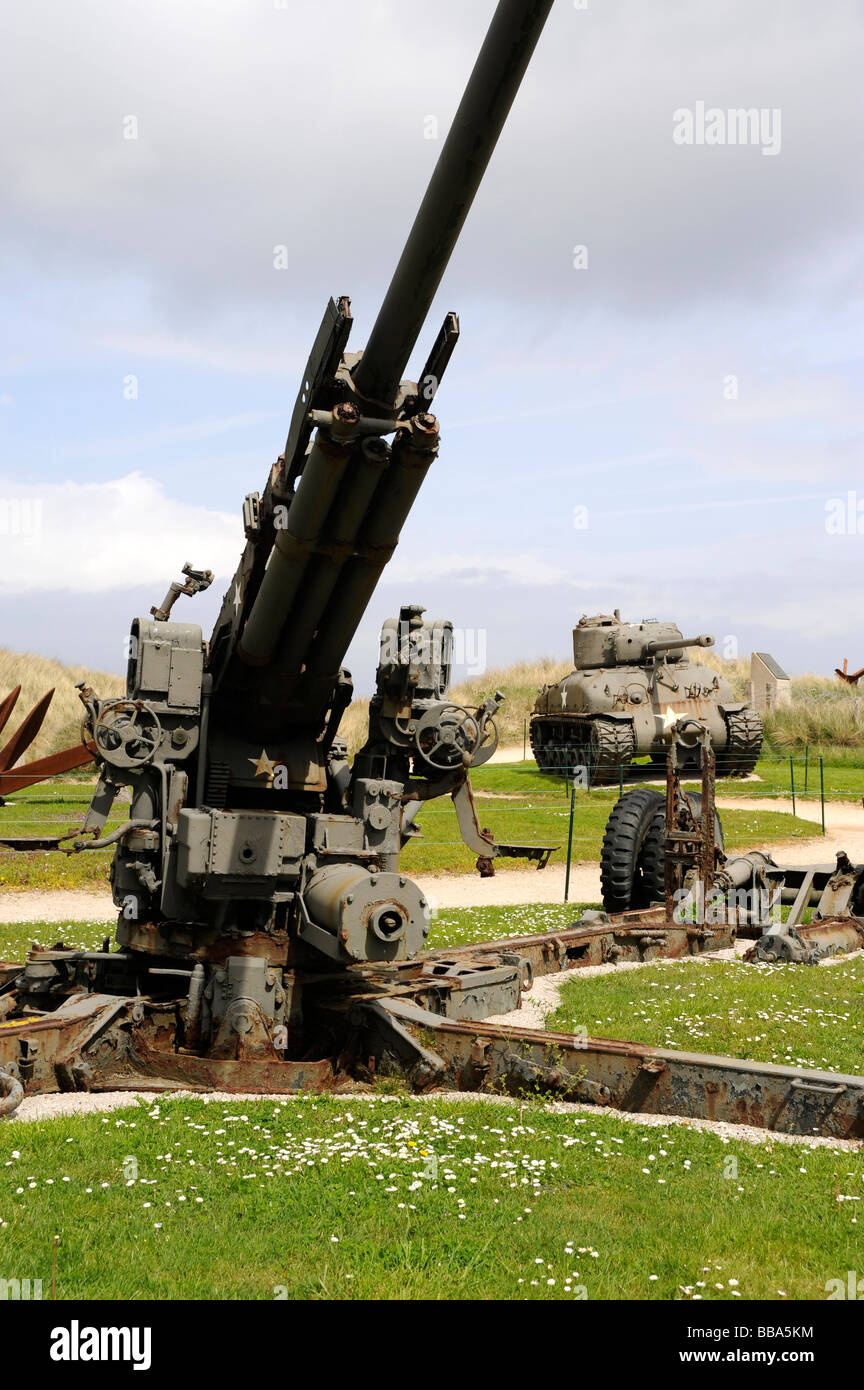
[564,786,576,902]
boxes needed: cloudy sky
[1,0,862,692]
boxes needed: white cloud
[0,473,242,594]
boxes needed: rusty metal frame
[2,903,861,1138]
[367,999,864,1139]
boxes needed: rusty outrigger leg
[367,1000,864,1139]
[425,915,735,979]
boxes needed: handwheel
[92,700,162,769]
[414,704,481,771]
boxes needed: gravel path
[8,1081,860,1151]
[0,889,112,923]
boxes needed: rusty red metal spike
[0,687,56,773]
[0,742,95,799]
[0,685,22,738]
[0,686,95,803]
[836,659,864,686]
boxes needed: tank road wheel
[586,718,636,787]
[529,720,588,777]
[600,788,665,914]
[637,793,726,907]
[529,720,556,774]
[717,707,763,778]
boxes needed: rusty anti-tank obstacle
[836,659,864,686]
[0,686,94,803]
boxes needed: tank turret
[571,612,714,670]
[531,610,763,785]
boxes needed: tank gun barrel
[353,0,554,407]
[643,633,714,657]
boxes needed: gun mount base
[2,904,863,1139]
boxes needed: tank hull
[530,658,763,784]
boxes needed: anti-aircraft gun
[0,0,556,1089]
[3,3,864,1139]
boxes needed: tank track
[717,706,763,777]
[529,716,635,786]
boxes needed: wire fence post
[522,719,527,762]
[804,744,809,793]
[564,785,576,903]
[820,755,825,835]
[789,755,796,818]
[618,762,624,800]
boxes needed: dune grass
[0,648,123,763]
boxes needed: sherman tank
[530,611,763,784]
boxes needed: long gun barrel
[354,0,554,407]
[210,0,554,736]
[643,633,714,657]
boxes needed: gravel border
[6,1085,861,1152]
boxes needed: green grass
[0,764,826,892]
[402,796,819,876]
[709,757,864,804]
[0,919,114,963]
[1,1094,861,1301]
[475,754,864,801]
[427,903,596,950]
[548,957,864,1076]
[764,745,864,770]
[0,782,125,890]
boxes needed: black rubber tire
[600,788,666,914]
[638,809,667,906]
[637,793,726,906]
